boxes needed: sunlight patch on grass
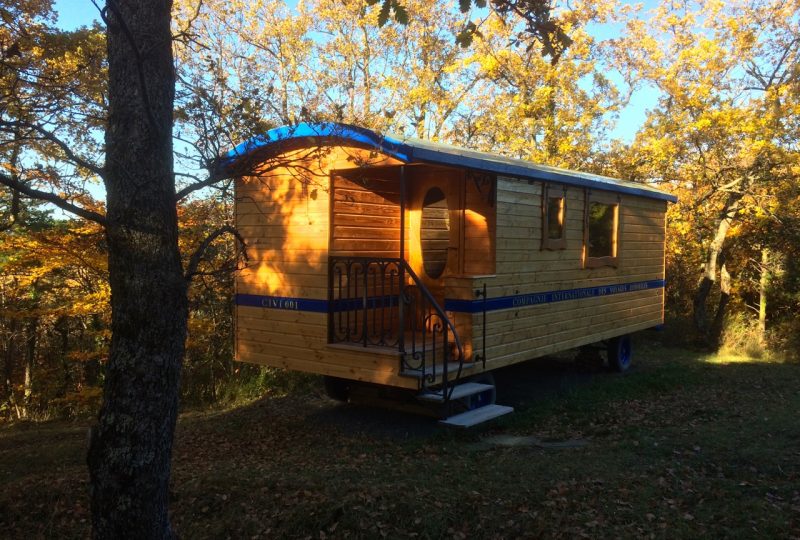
[704,352,786,365]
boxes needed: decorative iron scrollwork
[328,256,466,403]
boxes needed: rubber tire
[608,335,633,372]
[323,376,352,402]
[469,372,497,408]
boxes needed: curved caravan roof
[222,122,677,203]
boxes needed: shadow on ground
[302,352,609,440]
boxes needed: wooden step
[417,382,495,402]
[400,362,474,379]
[439,404,514,428]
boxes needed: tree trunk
[22,317,38,418]
[758,247,769,344]
[710,263,731,347]
[2,318,17,405]
[84,314,103,388]
[543,70,558,163]
[693,193,742,339]
[87,1,186,538]
[57,317,71,397]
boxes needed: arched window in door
[420,187,450,279]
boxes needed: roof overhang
[220,122,678,203]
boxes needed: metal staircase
[328,256,512,426]
[418,380,513,427]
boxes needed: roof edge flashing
[221,122,412,171]
[222,122,677,203]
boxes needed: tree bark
[710,263,731,347]
[544,71,558,162]
[693,192,742,339]
[22,317,38,418]
[2,318,17,405]
[87,1,186,538]
[84,314,103,388]
[57,317,71,397]
[758,247,769,344]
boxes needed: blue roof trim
[224,122,677,203]
[224,122,413,165]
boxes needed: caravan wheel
[608,335,633,372]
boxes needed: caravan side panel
[473,177,666,369]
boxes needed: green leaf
[377,0,391,26]
[459,0,471,13]
[456,29,474,48]
[392,1,409,25]
[456,21,478,47]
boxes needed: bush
[211,364,320,407]
[718,313,767,359]
[768,319,800,363]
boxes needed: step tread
[440,404,514,428]
[418,382,495,402]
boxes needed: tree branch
[0,172,107,225]
[172,0,205,44]
[1,121,105,178]
[0,185,20,232]
[177,148,323,201]
[184,225,248,282]
[175,170,226,201]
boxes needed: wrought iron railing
[328,257,404,348]
[328,256,465,401]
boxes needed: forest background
[1,0,798,420]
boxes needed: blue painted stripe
[235,294,328,313]
[236,280,665,315]
[444,279,665,314]
[235,293,401,313]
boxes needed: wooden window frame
[541,184,567,250]
[583,191,621,269]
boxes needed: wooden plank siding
[454,176,666,372]
[462,173,496,276]
[234,140,669,389]
[330,169,402,257]
[234,145,418,388]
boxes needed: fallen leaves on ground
[1,346,799,538]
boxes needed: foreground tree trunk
[87,1,187,538]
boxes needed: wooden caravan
[224,123,676,426]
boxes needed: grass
[1,342,799,538]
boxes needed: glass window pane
[420,187,449,279]
[587,202,616,258]
[547,197,563,239]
